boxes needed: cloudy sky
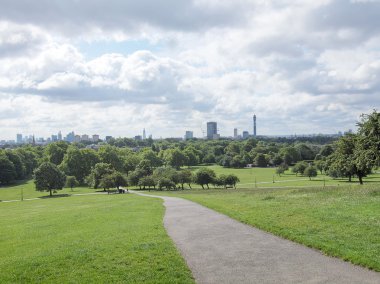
[1,0,379,140]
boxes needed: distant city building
[105,136,113,142]
[207,122,217,139]
[135,135,142,141]
[51,135,58,142]
[184,131,193,140]
[16,134,22,144]
[242,131,249,139]
[66,131,75,143]
[74,135,81,143]
[143,129,146,140]
[253,114,257,137]
[92,134,100,142]
[234,128,238,138]
[212,133,220,140]
[81,134,89,141]
[58,131,62,141]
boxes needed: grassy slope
[0,180,100,201]
[150,185,380,271]
[0,194,194,283]
[186,165,380,189]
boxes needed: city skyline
[0,1,378,139]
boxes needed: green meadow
[0,194,194,283]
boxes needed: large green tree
[34,162,66,196]
[194,168,216,189]
[0,155,16,184]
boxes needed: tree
[5,150,26,180]
[65,176,79,191]
[123,154,141,175]
[138,176,156,191]
[177,170,193,189]
[276,166,285,177]
[357,110,380,166]
[292,161,308,176]
[158,178,176,190]
[164,148,188,169]
[86,163,114,189]
[34,162,66,196]
[183,149,199,167]
[0,155,16,184]
[98,145,124,171]
[225,174,240,188]
[194,168,216,189]
[255,153,267,167]
[112,172,128,190]
[303,166,317,180]
[45,142,68,165]
[140,150,162,168]
[99,174,116,192]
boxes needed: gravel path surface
[133,191,380,284]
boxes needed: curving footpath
[132,191,380,284]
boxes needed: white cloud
[0,0,379,139]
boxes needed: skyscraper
[207,122,217,139]
[234,128,238,138]
[58,131,62,141]
[253,115,257,137]
[184,131,193,140]
[143,128,146,140]
[16,134,22,144]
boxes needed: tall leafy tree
[194,168,216,189]
[34,162,66,196]
[0,155,16,184]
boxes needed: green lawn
[0,180,98,201]
[0,194,194,283]
[148,184,380,271]
[187,165,380,189]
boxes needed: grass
[0,180,100,201]
[0,194,194,283]
[148,184,380,271]
[186,165,380,189]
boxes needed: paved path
[133,191,380,284]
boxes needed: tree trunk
[206,184,209,189]
[201,184,204,189]
[188,183,192,189]
[348,175,352,182]
[181,184,184,190]
[358,175,363,185]
[49,189,52,196]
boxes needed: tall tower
[206,122,217,139]
[253,115,257,137]
[143,128,146,140]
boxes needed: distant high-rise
[207,122,217,139]
[92,134,100,142]
[184,131,193,140]
[253,114,257,137]
[143,128,146,140]
[66,131,75,143]
[234,128,238,138]
[16,134,22,144]
[242,131,249,139]
[51,135,58,142]
[58,131,62,141]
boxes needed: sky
[0,0,379,140]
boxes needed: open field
[0,180,99,201]
[148,184,380,271]
[0,194,194,283]
[187,165,380,189]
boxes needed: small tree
[138,176,156,191]
[65,176,79,191]
[276,166,285,177]
[292,161,308,176]
[112,172,128,190]
[304,166,318,180]
[255,153,267,167]
[194,168,216,189]
[99,174,115,192]
[177,170,193,189]
[158,178,176,190]
[225,174,240,189]
[34,162,66,196]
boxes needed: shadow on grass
[39,194,71,199]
